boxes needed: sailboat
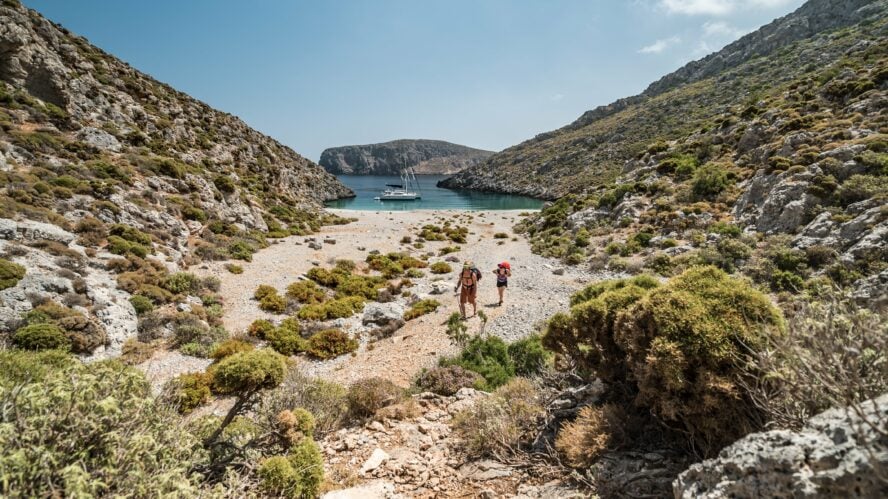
[375,167,422,201]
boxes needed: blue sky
[25,0,805,161]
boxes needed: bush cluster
[305,329,358,360]
[346,377,404,419]
[544,266,783,454]
[297,296,364,321]
[365,252,427,278]
[415,365,482,395]
[452,378,543,459]
[440,334,550,391]
[403,299,440,320]
[429,262,452,274]
[0,258,26,290]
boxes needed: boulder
[74,126,122,152]
[673,394,888,498]
[360,448,390,475]
[362,302,406,325]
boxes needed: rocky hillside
[442,0,886,199]
[319,139,494,175]
[450,0,887,304]
[0,0,353,357]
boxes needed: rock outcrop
[319,139,494,175]
[674,394,888,498]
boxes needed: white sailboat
[375,167,422,201]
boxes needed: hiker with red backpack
[493,261,511,306]
[454,261,481,319]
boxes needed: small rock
[360,448,390,475]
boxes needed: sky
[25,0,806,161]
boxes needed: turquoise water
[325,175,544,211]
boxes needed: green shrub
[334,274,384,300]
[306,267,346,287]
[165,272,201,295]
[404,299,440,320]
[266,323,307,356]
[836,174,888,205]
[12,323,70,351]
[214,175,236,193]
[109,224,152,246]
[254,284,278,301]
[0,360,202,496]
[129,295,154,315]
[225,263,244,274]
[306,329,358,360]
[209,339,254,361]
[346,377,404,419]
[259,293,287,314]
[430,262,452,274]
[248,319,275,339]
[0,349,74,387]
[441,336,514,391]
[107,235,149,258]
[439,246,459,256]
[771,269,805,292]
[227,240,255,261]
[691,163,731,199]
[0,258,26,290]
[507,334,552,376]
[257,439,324,498]
[296,296,364,321]
[544,266,783,455]
[166,372,211,414]
[286,280,326,304]
[493,232,509,239]
[415,365,482,396]
[211,349,287,395]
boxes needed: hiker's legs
[459,287,468,318]
[497,286,505,304]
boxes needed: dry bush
[555,404,626,468]
[747,292,887,429]
[261,370,348,437]
[375,398,421,420]
[346,377,404,420]
[452,377,544,460]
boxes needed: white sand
[199,209,612,386]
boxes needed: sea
[325,175,544,211]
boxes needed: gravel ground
[192,209,617,387]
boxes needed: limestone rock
[673,394,888,498]
[362,302,406,326]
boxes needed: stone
[458,459,513,481]
[308,241,323,250]
[429,281,450,295]
[74,126,121,152]
[673,394,888,498]
[360,448,390,475]
[552,268,565,275]
[362,302,406,326]
[320,480,399,499]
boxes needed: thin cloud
[702,21,748,38]
[638,36,682,54]
[658,0,797,16]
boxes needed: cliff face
[441,0,886,199]
[319,139,494,175]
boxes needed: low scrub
[286,280,326,304]
[415,365,482,395]
[306,329,358,360]
[403,299,440,320]
[452,378,544,459]
[346,377,404,420]
[555,404,626,468]
[297,296,364,321]
[429,262,452,274]
[0,258,26,290]
[544,266,783,455]
[165,372,212,414]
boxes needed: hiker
[493,261,511,306]
[454,261,478,319]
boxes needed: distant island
[319,139,494,175]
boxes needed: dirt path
[199,209,610,387]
